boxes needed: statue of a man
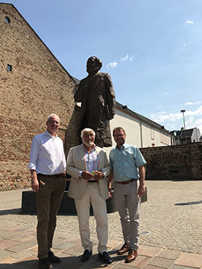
[74,56,115,147]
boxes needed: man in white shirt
[66,128,112,264]
[28,114,66,269]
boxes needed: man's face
[46,116,60,135]
[82,131,95,147]
[113,129,126,147]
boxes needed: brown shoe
[117,243,129,255]
[125,249,138,263]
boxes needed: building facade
[0,3,75,191]
[110,103,171,149]
[171,128,201,145]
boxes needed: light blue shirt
[83,147,98,173]
[109,144,146,182]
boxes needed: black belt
[116,179,136,184]
[88,180,98,183]
[37,173,64,177]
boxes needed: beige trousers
[74,182,108,254]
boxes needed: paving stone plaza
[0,180,202,268]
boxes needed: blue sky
[3,0,202,133]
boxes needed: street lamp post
[180,109,186,129]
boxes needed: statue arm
[74,79,87,102]
[74,83,82,102]
[105,73,116,120]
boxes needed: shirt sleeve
[28,136,40,170]
[66,147,82,178]
[134,147,147,167]
[109,151,114,170]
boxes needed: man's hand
[138,166,146,197]
[108,183,113,198]
[94,171,104,180]
[30,170,39,192]
[32,178,39,192]
[138,183,145,197]
[81,171,93,180]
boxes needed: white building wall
[110,109,142,147]
[105,107,171,154]
[141,124,170,147]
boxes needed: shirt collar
[45,130,58,138]
[82,144,96,153]
[116,144,126,150]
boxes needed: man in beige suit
[66,128,112,264]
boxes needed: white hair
[81,128,95,138]
[47,113,60,122]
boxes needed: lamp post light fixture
[180,109,186,129]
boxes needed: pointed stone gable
[0,4,75,190]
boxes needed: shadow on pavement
[0,208,21,215]
[0,257,78,269]
[175,200,202,206]
[0,251,121,269]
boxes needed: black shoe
[48,250,61,263]
[99,251,112,264]
[38,258,52,269]
[80,249,92,262]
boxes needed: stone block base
[21,191,116,215]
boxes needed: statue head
[86,56,102,75]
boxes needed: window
[5,16,11,24]
[7,64,12,72]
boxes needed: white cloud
[106,53,134,69]
[185,20,194,24]
[120,54,129,62]
[106,62,118,69]
[120,54,135,62]
[129,56,134,62]
[150,105,202,133]
[184,101,202,106]
[151,111,181,123]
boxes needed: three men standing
[29,114,66,269]
[29,113,146,267]
[66,128,112,264]
[109,127,146,263]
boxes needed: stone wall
[0,4,75,191]
[140,142,202,180]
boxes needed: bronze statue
[74,56,115,147]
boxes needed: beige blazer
[66,144,110,200]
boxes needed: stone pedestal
[21,190,116,215]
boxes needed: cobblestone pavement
[0,180,202,268]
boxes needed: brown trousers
[36,174,66,259]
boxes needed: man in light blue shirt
[109,127,146,263]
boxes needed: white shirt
[28,131,66,175]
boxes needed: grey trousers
[36,175,66,259]
[113,180,140,250]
